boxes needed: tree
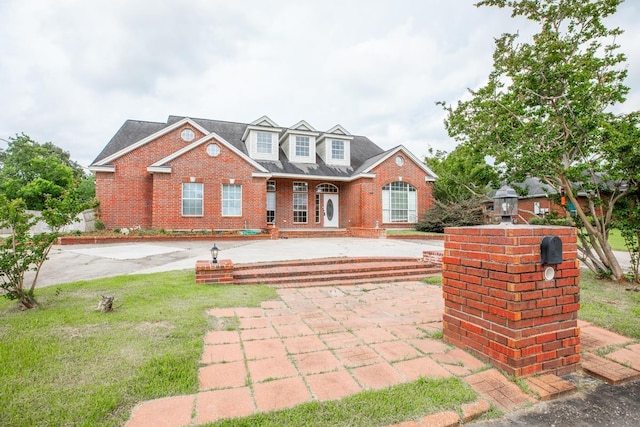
[425,144,499,204]
[0,186,90,309]
[0,134,94,210]
[440,0,639,280]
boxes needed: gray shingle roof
[92,115,389,178]
[92,120,167,164]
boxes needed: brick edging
[57,234,272,245]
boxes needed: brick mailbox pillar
[442,225,580,377]
[195,260,234,284]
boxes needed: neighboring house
[89,115,437,231]
[486,177,576,223]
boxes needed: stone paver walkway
[125,283,640,427]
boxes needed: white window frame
[222,184,242,217]
[331,140,345,160]
[267,181,276,223]
[293,181,308,224]
[295,136,310,157]
[382,182,417,223]
[182,183,203,217]
[256,132,273,154]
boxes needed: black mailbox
[540,236,563,265]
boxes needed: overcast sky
[1,0,639,168]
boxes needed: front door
[323,194,339,227]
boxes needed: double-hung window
[293,182,308,223]
[295,136,310,157]
[182,183,203,216]
[222,184,242,216]
[256,132,273,154]
[331,140,344,160]
[266,180,276,223]
[382,182,417,223]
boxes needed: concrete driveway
[33,238,445,288]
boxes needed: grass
[0,271,478,427]
[386,229,442,236]
[607,229,628,252]
[579,270,640,338]
[3,268,639,426]
[0,271,277,427]
[207,377,476,427]
[423,275,443,285]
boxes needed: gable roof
[90,115,436,181]
[92,117,209,165]
[355,145,438,181]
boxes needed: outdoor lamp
[493,185,519,224]
[210,243,220,264]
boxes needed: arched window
[315,183,338,193]
[382,182,417,223]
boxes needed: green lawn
[607,229,628,252]
[579,271,640,338]
[2,269,638,426]
[0,272,478,427]
[0,272,277,427]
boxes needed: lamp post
[210,243,220,264]
[493,185,519,224]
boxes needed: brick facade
[94,122,435,231]
[442,225,580,377]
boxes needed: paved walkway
[125,281,640,427]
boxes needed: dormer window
[316,125,353,166]
[331,140,344,160]
[295,136,310,157]
[278,120,319,163]
[245,130,279,161]
[256,132,273,154]
[242,116,282,161]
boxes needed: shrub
[416,197,485,233]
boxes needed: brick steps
[232,257,441,287]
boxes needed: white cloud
[0,0,638,167]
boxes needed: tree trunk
[18,293,38,310]
[98,295,114,313]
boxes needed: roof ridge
[168,115,248,127]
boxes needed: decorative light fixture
[493,185,519,224]
[210,243,220,264]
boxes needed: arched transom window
[382,182,417,223]
[315,183,339,193]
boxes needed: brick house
[89,115,437,231]
[487,177,585,223]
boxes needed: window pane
[267,192,276,223]
[331,140,344,160]
[256,132,272,154]
[182,183,203,216]
[293,182,308,192]
[293,193,307,223]
[295,136,309,157]
[222,184,242,216]
[381,182,417,223]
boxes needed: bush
[528,211,571,226]
[416,197,485,233]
